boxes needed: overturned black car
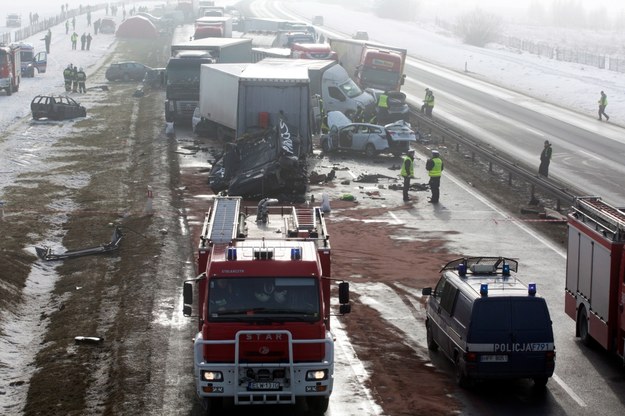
[208,115,308,199]
[31,95,87,121]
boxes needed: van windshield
[338,78,363,99]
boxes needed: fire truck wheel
[578,307,592,346]
[201,397,221,415]
[426,321,438,351]
[306,396,329,414]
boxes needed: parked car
[320,111,416,157]
[105,61,150,82]
[31,95,87,121]
[365,89,410,125]
[353,31,369,41]
[99,18,116,34]
[6,14,21,27]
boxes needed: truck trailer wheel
[306,396,329,415]
[578,306,592,346]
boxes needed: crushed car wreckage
[208,114,308,199]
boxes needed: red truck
[328,38,407,92]
[0,43,21,95]
[183,196,351,414]
[565,196,625,360]
[291,43,337,60]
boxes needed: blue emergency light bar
[528,283,537,296]
[226,247,237,260]
[291,247,302,260]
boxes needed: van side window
[432,277,447,300]
[440,283,458,315]
[452,292,471,329]
[328,86,344,101]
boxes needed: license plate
[481,354,508,362]
[248,382,281,391]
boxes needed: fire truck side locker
[565,196,625,358]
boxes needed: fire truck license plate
[481,355,508,362]
[248,382,281,391]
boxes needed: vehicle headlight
[305,369,327,381]
[201,370,223,382]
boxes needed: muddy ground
[0,24,569,416]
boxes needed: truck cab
[183,196,350,414]
[0,43,20,95]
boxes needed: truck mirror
[338,281,349,304]
[422,287,432,296]
[183,281,193,307]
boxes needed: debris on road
[35,226,122,261]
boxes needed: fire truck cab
[183,196,350,414]
[0,43,20,95]
[565,196,625,360]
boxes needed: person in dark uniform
[538,140,552,177]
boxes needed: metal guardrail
[408,107,580,211]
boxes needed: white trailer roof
[203,61,309,82]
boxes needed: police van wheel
[454,355,470,388]
[426,321,438,351]
[578,307,592,346]
[533,377,548,388]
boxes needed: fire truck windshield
[208,277,320,321]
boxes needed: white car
[321,111,416,157]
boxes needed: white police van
[422,257,555,387]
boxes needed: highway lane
[255,0,625,206]
[246,1,625,415]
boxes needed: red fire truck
[0,43,21,95]
[565,196,625,360]
[183,196,351,414]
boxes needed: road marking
[552,374,586,407]
[577,149,602,161]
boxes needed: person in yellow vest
[422,89,435,117]
[425,149,444,203]
[400,150,415,202]
[376,91,389,124]
[598,91,609,121]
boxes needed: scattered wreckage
[321,111,416,157]
[35,226,122,261]
[208,115,308,199]
[31,95,87,121]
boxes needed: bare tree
[455,8,503,47]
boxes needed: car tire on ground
[321,138,331,152]
[365,144,376,158]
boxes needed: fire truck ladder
[207,197,241,244]
[295,208,317,231]
[573,196,625,242]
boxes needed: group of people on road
[63,64,87,93]
[401,149,445,203]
